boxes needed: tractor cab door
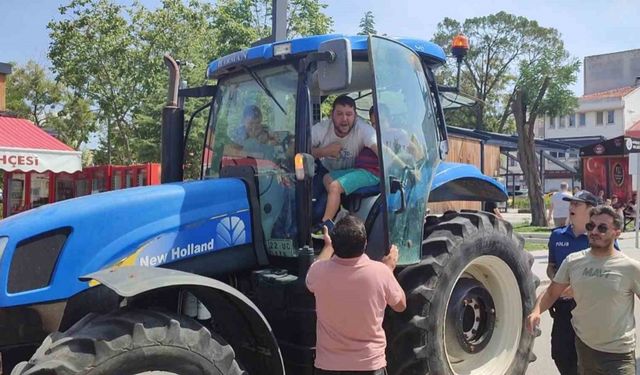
[369,36,442,264]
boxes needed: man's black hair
[332,214,367,258]
[332,95,356,112]
[589,205,623,230]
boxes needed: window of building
[548,115,555,129]
[569,152,578,158]
[558,152,566,158]
[558,116,565,128]
[550,151,558,157]
[31,173,50,209]
[569,114,575,127]
[579,113,586,126]
[607,110,615,124]
[596,111,604,125]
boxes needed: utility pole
[251,0,288,46]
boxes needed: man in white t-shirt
[548,182,572,227]
[310,95,378,231]
[311,95,377,172]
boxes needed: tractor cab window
[369,36,440,263]
[206,64,299,257]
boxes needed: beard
[589,236,615,252]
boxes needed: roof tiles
[0,116,74,151]
[581,86,638,101]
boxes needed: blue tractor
[0,31,537,374]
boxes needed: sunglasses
[585,222,611,234]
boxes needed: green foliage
[513,224,551,233]
[6,61,62,126]
[6,60,96,149]
[523,241,548,251]
[515,32,580,118]
[358,11,377,35]
[48,0,332,178]
[287,0,333,37]
[45,92,97,149]
[213,0,332,56]
[432,11,578,133]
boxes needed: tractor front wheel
[11,309,244,375]
[386,211,537,375]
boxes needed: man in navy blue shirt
[546,190,609,375]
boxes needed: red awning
[626,119,640,139]
[0,116,82,173]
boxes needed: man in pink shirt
[306,215,407,374]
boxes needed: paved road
[525,235,640,374]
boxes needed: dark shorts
[575,336,635,375]
[314,368,387,375]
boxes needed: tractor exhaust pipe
[161,54,184,183]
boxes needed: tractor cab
[200,35,449,264]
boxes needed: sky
[1,0,639,95]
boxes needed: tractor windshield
[205,64,300,256]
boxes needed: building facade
[533,49,640,192]
[540,85,640,191]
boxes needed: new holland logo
[216,216,246,247]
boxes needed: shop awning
[0,116,82,173]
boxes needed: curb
[519,232,550,245]
[518,232,551,239]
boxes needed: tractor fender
[82,266,285,375]
[429,161,508,202]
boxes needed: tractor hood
[429,162,508,202]
[0,179,253,307]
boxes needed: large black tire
[11,309,244,375]
[386,211,536,375]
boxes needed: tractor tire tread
[386,210,534,375]
[11,309,243,375]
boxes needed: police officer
[546,190,611,375]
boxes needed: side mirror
[317,38,352,92]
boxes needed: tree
[49,0,146,163]
[46,93,97,149]
[433,13,578,225]
[49,0,332,175]
[6,61,96,149]
[512,33,579,226]
[433,12,545,132]
[213,0,333,56]
[6,61,62,127]
[358,11,377,35]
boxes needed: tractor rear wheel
[11,309,244,375]
[386,211,536,375]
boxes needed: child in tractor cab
[310,97,380,238]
